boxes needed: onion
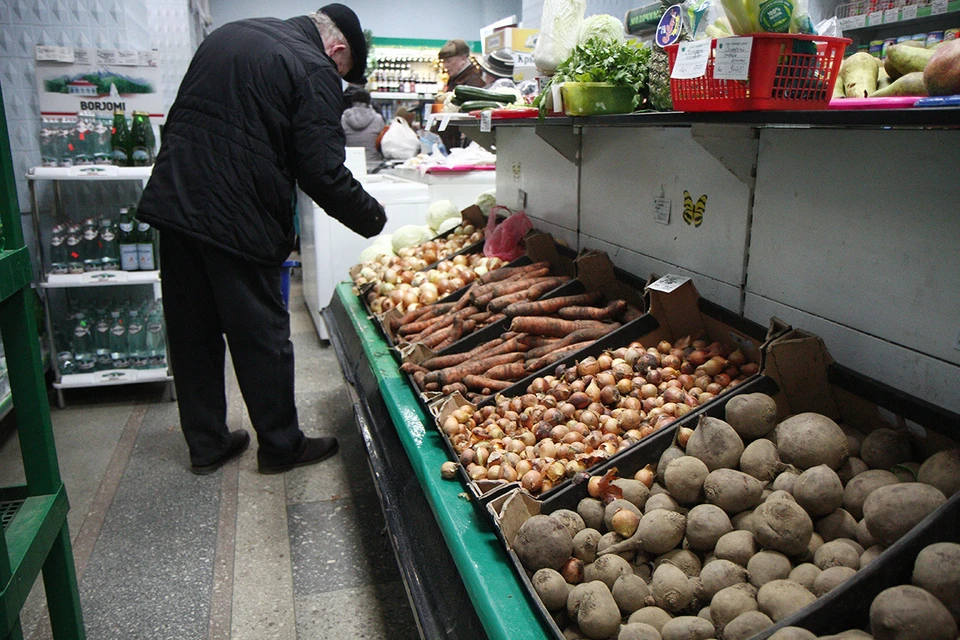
[727,349,746,366]
[677,426,694,448]
[578,357,601,377]
[597,353,613,370]
[522,470,543,493]
[634,464,655,487]
[587,475,603,498]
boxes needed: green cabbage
[359,243,393,262]
[436,217,462,236]
[578,14,625,45]
[391,225,433,253]
[475,190,497,216]
[425,199,460,232]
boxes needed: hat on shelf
[320,3,368,84]
[438,39,471,60]
[477,49,515,79]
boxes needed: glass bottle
[108,309,129,369]
[99,217,120,271]
[72,312,97,373]
[81,217,101,272]
[136,219,157,271]
[130,111,154,166]
[145,305,167,369]
[118,207,138,271]
[50,223,69,274]
[65,223,84,274]
[127,308,148,369]
[111,109,131,167]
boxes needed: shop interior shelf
[0,248,33,304]
[26,166,152,181]
[52,368,171,390]
[40,270,161,288]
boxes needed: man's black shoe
[190,430,250,475]
[258,436,339,475]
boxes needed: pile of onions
[352,225,482,288]
[366,254,504,315]
[441,338,757,496]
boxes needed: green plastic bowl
[560,82,637,116]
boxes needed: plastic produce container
[560,82,637,116]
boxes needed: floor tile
[295,582,420,640]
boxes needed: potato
[613,572,654,615]
[645,493,682,514]
[686,416,745,471]
[533,568,570,612]
[869,585,958,640]
[862,482,947,546]
[703,469,764,514]
[651,562,694,613]
[698,606,711,621]
[584,553,633,590]
[799,532,824,564]
[554,509,587,540]
[812,565,856,596]
[917,449,960,497]
[605,499,643,533]
[715,530,759,567]
[568,582,592,619]
[747,550,793,588]
[730,509,756,533]
[860,545,884,567]
[859,428,912,470]
[836,457,869,485]
[514,514,574,572]
[818,632,874,640]
[814,540,860,570]
[834,537,864,556]
[793,465,844,517]
[725,392,778,440]
[843,469,900,520]
[752,499,814,557]
[757,579,817,622]
[775,413,849,470]
[772,468,801,494]
[617,622,663,640]
[573,528,603,564]
[577,581,623,640]
[637,509,687,555]
[563,626,587,640]
[598,531,632,562]
[891,461,920,483]
[911,542,960,622]
[664,456,710,505]
[711,582,758,631]
[723,610,774,640]
[699,558,748,600]
[655,549,701,578]
[613,478,653,509]
[660,615,715,640]
[816,508,858,542]
[685,504,733,551]
[659,445,686,477]
[740,439,782,482]
[855,518,877,549]
[768,627,817,640]
[628,606,673,632]
[579,497,607,531]
[788,563,822,590]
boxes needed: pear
[870,71,928,97]
[843,52,881,98]
[876,66,892,91]
[884,44,936,80]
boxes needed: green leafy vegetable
[534,37,652,118]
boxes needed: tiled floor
[0,271,420,639]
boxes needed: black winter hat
[319,3,367,84]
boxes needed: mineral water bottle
[127,309,148,369]
[130,111,155,166]
[81,218,101,272]
[118,207,138,271]
[94,309,112,371]
[136,220,156,271]
[72,313,97,373]
[99,218,120,270]
[50,224,69,274]
[111,109,131,167]
[65,224,84,274]
[145,306,167,369]
[108,310,129,369]
[56,351,76,376]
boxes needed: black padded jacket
[137,16,386,266]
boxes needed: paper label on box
[713,37,753,81]
[480,109,492,132]
[883,8,900,22]
[648,274,691,293]
[867,11,884,25]
[848,13,867,28]
[117,50,139,66]
[654,197,671,224]
[931,0,947,14]
[670,39,711,80]
[36,46,60,61]
[900,4,918,20]
[96,49,119,65]
[74,48,93,65]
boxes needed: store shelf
[52,367,171,390]
[0,248,33,304]
[40,270,160,288]
[370,91,434,100]
[26,165,152,181]
[838,0,960,32]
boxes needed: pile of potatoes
[512,391,960,640]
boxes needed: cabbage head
[358,244,393,262]
[578,14,625,45]
[391,225,433,253]
[476,190,497,216]
[436,217,462,236]
[425,199,460,232]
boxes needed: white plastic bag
[380,117,420,160]
[534,0,587,75]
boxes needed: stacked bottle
[49,205,157,275]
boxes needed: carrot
[468,310,493,324]
[413,371,427,389]
[429,352,525,387]
[509,317,611,338]
[557,299,628,321]
[397,303,456,335]
[502,291,604,317]
[466,334,530,360]
[424,382,440,392]
[432,317,473,351]
[520,335,561,349]
[423,317,474,350]
[477,261,551,285]
[500,331,521,341]
[420,337,505,370]
[441,382,469,396]
[398,304,433,327]
[462,374,514,392]
[483,361,527,381]
[485,270,553,298]
[525,323,621,359]
[524,341,597,371]
[400,362,428,374]
[409,306,477,342]
[485,277,571,312]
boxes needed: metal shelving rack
[25,166,175,408]
[0,82,86,639]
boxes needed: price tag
[867,11,884,25]
[931,0,948,14]
[848,13,868,28]
[713,37,753,81]
[479,109,492,132]
[35,45,60,61]
[901,4,918,19]
[437,114,451,132]
[883,8,900,22]
[648,274,691,293]
[670,39,712,80]
[74,48,93,65]
[96,49,119,65]
[654,197,671,225]
[117,50,139,66]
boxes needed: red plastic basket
[665,34,851,111]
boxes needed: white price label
[437,114,451,131]
[648,274,691,293]
[931,0,948,14]
[117,50,139,66]
[713,37,753,81]
[654,197,671,225]
[901,4,918,19]
[479,109,492,132]
[848,13,868,28]
[670,39,712,80]
[883,8,900,22]
[35,45,60,61]
[96,49,119,65]
[867,11,884,25]
[74,48,93,65]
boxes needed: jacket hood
[342,105,379,130]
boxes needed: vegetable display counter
[322,283,552,640]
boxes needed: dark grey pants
[159,229,304,467]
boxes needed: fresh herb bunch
[534,37,652,118]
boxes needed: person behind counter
[437,38,483,151]
[341,88,385,169]
[477,49,515,88]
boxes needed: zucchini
[458,100,505,112]
[452,85,518,106]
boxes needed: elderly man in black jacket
[138,4,385,475]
